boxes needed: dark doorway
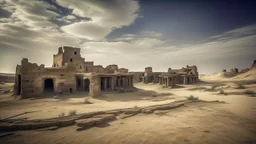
[44,78,54,92]
[116,77,119,87]
[84,79,90,92]
[69,88,73,93]
[120,77,123,87]
[187,77,190,84]
[151,76,154,82]
[100,77,104,90]
[139,78,142,82]
[17,74,21,95]
[76,77,82,90]
[107,77,110,88]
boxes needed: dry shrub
[58,112,65,117]
[68,110,77,116]
[236,83,245,89]
[244,90,255,96]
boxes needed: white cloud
[0,0,255,74]
[65,15,76,20]
[61,21,112,40]
[142,31,163,37]
[6,0,59,28]
[59,0,140,40]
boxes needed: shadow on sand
[94,88,174,102]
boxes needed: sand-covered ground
[0,75,256,143]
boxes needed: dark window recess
[26,80,29,82]
[80,66,82,69]
[31,90,34,93]
[70,58,73,62]
[60,74,64,76]
[69,88,73,93]
[74,52,77,55]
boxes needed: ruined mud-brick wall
[14,58,77,97]
[143,67,163,83]
[115,68,128,74]
[84,61,94,72]
[129,72,144,83]
[43,64,77,95]
[53,46,85,69]
[105,64,118,73]
[93,65,105,73]
[144,72,162,83]
[184,65,198,77]
[14,58,45,97]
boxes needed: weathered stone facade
[14,46,133,98]
[131,65,199,87]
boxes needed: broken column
[89,74,101,97]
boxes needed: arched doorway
[84,79,90,92]
[44,78,54,93]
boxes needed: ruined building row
[130,65,198,87]
[14,46,199,98]
[14,46,133,98]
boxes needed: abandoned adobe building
[13,46,133,98]
[130,65,199,87]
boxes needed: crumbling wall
[14,58,78,97]
[129,72,144,83]
[93,65,105,73]
[42,68,76,94]
[53,52,63,67]
[115,68,128,73]
[14,58,46,97]
[145,67,152,73]
[53,46,85,68]
[84,61,94,72]
[105,64,118,73]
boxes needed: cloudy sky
[0,0,256,74]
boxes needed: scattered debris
[187,95,199,101]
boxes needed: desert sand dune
[233,67,256,80]
[0,72,256,143]
[0,73,15,83]
[201,67,256,81]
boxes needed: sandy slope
[201,67,256,81]
[233,67,256,80]
[0,73,256,143]
[0,102,255,144]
